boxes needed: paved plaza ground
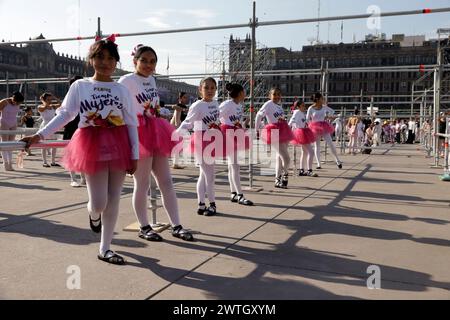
[0,143,449,300]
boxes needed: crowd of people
[0,36,441,265]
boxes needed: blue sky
[0,0,449,79]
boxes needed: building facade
[0,34,198,106]
[229,33,440,109]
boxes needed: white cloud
[141,17,171,29]
[140,8,216,29]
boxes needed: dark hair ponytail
[12,91,24,103]
[311,92,323,103]
[293,100,304,109]
[225,82,244,99]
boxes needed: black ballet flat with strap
[172,225,195,242]
[139,225,164,242]
[89,215,102,234]
[97,250,125,265]
[238,195,254,206]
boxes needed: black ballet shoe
[89,215,102,234]
[139,225,164,242]
[238,194,254,206]
[97,250,125,265]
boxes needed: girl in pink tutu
[289,100,318,177]
[118,45,193,242]
[255,87,294,189]
[219,83,254,206]
[22,37,139,265]
[306,92,343,170]
[177,78,222,216]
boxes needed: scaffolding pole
[249,1,257,190]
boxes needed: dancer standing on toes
[307,92,343,170]
[119,45,193,242]
[38,93,62,168]
[22,37,139,265]
[255,87,294,189]
[219,83,254,206]
[289,100,318,177]
[0,91,24,171]
[177,77,221,216]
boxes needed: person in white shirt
[23,37,139,265]
[177,77,222,216]
[306,92,343,169]
[219,83,254,206]
[0,91,24,171]
[333,114,344,146]
[255,88,294,189]
[289,100,318,177]
[407,118,417,144]
[119,45,193,242]
[373,119,383,147]
[170,92,189,170]
[38,92,61,168]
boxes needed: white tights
[42,148,57,165]
[133,157,181,228]
[272,143,291,178]
[85,168,126,256]
[197,162,216,204]
[298,144,314,171]
[227,154,242,195]
[1,125,16,168]
[314,134,341,166]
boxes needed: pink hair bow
[95,34,118,44]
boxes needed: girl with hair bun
[255,87,294,189]
[289,100,318,177]
[219,82,254,206]
[177,77,222,216]
[119,44,194,243]
[306,92,343,170]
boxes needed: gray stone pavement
[0,144,449,300]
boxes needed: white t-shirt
[255,101,286,128]
[306,105,335,123]
[39,109,56,126]
[333,117,343,130]
[408,121,416,131]
[178,100,220,132]
[289,110,307,129]
[118,73,159,120]
[37,78,139,159]
[219,99,244,127]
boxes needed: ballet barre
[0,128,39,135]
[0,141,70,152]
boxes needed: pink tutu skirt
[62,125,132,175]
[291,128,316,145]
[190,129,224,160]
[261,120,294,145]
[309,121,335,136]
[138,115,181,158]
[220,124,251,156]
